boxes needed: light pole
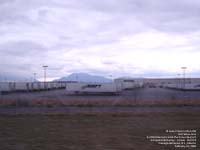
[181,67,187,89]
[76,75,78,82]
[109,75,113,82]
[33,73,36,82]
[177,73,181,89]
[43,66,48,89]
[43,66,48,82]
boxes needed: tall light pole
[181,67,187,89]
[177,73,181,89]
[33,73,36,82]
[109,75,113,82]
[43,66,48,83]
[43,66,48,89]
[76,75,78,82]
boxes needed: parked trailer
[61,82,67,88]
[14,82,31,92]
[0,81,67,94]
[66,82,122,95]
[57,82,62,89]
[59,82,66,89]
[164,83,200,91]
[114,78,143,90]
[66,82,88,94]
[39,82,47,91]
[0,82,15,94]
[49,82,56,89]
[55,82,66,89]
[47,82,52,90]
[30,82,41,91]
[54,82,60,89]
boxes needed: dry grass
[0,98,200,107]
[0,114,199,150]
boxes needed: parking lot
[1,87,200,101]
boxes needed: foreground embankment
[0,106,200,116]
[1,87,199,150]
[0,111,199,150]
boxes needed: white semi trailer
[0,81,67,94]
[66,82,122,95]
[14,82,32,92]
[164,83,200,90]
[114,78,143,90]
[0,82,15,93]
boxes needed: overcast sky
[0,0,200,80]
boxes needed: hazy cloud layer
[0,0,200,80]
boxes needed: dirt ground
[0,112,199,150]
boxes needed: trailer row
[66,82,122,95]
[114,78,144,90]
[0,79,144,95]
[162,83,200,91]
[0,82,66,94]
[65,79,144,95]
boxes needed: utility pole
[43,66,48,82]
[43,66,48,89]
[177,73,181,89]
[109,75,113,82]
[181,67,187,89]
[33,73,36,82]
[76,75,78,82]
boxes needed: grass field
[0,112,199,150]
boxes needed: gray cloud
[1,0,200,80]
[0,40,47,56]
[0,0,15,4]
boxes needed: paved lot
[1,87,200,101]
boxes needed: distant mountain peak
[56,72,112,83]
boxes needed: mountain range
[56,73,112,83]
